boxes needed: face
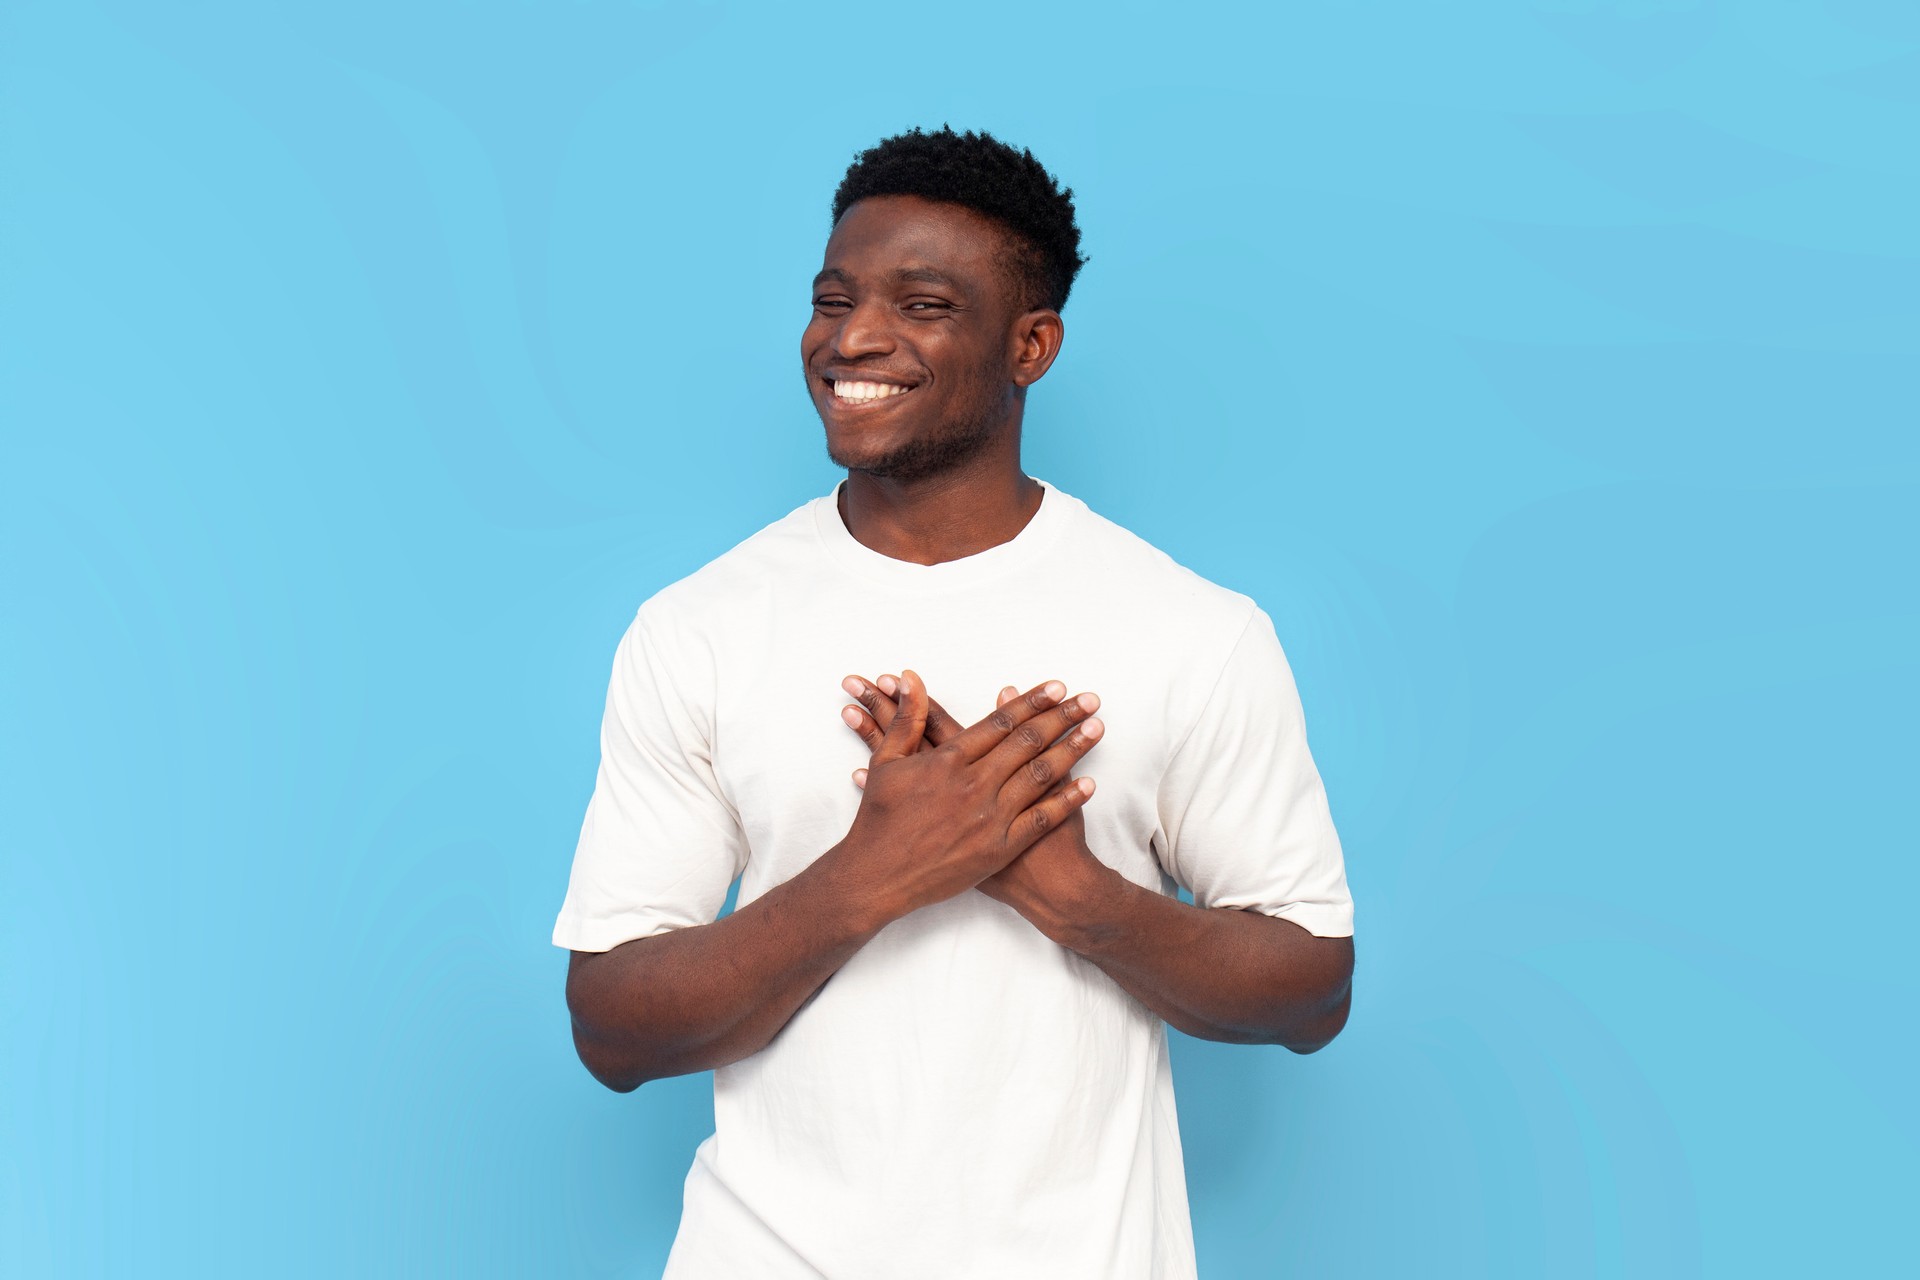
[803,195,1052,484]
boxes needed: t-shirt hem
[552,912,679,953]
[1255,900,1354,938]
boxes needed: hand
[830,669,1102,920]
[839,674,1111,928]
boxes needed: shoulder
[628,493,823,645]
[1060,487,1263,650]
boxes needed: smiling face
[803,195,1053,484]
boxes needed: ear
[1009,308,1065,388]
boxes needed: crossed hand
[834,669,1108,918]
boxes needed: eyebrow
[811,265,963,290]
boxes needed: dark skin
[566,194,1352,1091]
[840,678,1352,1050]
[805,194,1060,563]
[567,673,1103,1091]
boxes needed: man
[555,125,1355,1278]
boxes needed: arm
[565,845,890,1092]
[991,851,1353,1052]
[565,670,1103,1092]
[840,674,1354,1054]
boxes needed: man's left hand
[839,674,1115,934]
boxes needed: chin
[825,445,906,478]
[822,417,919,466]
[823,432,890,471]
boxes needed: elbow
[587,1068,644,1095]
[590,1069,648,1095]
[1281,1006,1349,1055]
[565,962,655,1093]
[1282,964,1353,1055]
[1283,1024,1344,1055]
[571,1022,653,1093]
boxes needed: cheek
[800,318,833,358]
[950,351,1009,402]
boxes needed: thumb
[874,667,929,763]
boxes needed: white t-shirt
[553,477,1353,1279]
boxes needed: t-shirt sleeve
[1154,605,1354,937]
[551,606,749,953]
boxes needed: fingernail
[1082,716,1104,740]
[842,676,864,697]
[878,674,897,695]
[1043,680,1066,701]
[1078,777,1096,796]
[841,706,862,727]
[1077,692,1101,713]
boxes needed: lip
[820,367,922,389]
[816,371,923,412]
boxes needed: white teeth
[833,380,911,401]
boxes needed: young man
[555,126,1355,1279]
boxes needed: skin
[841,677,1352,1050]
[803,193,1064,566]
[565,193,1353,1092]
[567,673,1101,1091]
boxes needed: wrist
[1026,857,1138,954]
[809,836,913,941]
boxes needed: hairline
[829,194,1055,314]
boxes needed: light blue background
[4,1,1915,1275]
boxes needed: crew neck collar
[810,476,1075,592]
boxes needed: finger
[1008,776,1096,851]
[839,678,889,750]
[997,706,1104,809]
[997,685,1018,708]
[946,678,1070,763]
[921,692,965,747]
[873,667,928,763]
[980,689,1100,782]
[840,702,885,752]
[877,674,963,747]
[859,674,899,720]
[841,677,894,750]
[847,675,960,752]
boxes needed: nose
[831,298,895,362]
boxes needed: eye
[812,296,851,310]
[904,300,953,313]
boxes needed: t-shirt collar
[811,476,1074,591]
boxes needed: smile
[828,379,918,407]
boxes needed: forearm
[1022,867,1353,1051]
[565,843,893,1090]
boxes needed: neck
[837,439,1043,568]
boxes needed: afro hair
[831,125,1088,314]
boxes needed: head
[804,126,1087,484]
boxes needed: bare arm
[565,849,889,1092]
[564,670,1102,1092]
[1010,864,1353,1052]
[841,677,1353,1054]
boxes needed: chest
[707,603,1181,899]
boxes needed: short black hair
[831,125,1088,314]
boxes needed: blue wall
[4,1,1914,1275]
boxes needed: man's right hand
[831,668,1103,921]
[564,668,1101,1092]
